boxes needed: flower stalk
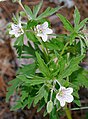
[65,105,72,119]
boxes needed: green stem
[18,1,30,20]
[65,105,72,119]
[37,37,49,62]
[60,42,69,57]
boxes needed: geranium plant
[6,0,88,119]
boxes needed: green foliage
[58,55,84,79]
[17,63,36,76]
[36,52,51,77]
[57,14,74,32]
[33,85,45,106]
[14,35,24,56]
[7,3,88,119]
[74,7,80,27]
[24,0,61,20]
[6,78,21,102]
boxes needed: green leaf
[60,55,84,79]
[14,35,24,56]
[45,38,64,50]
[6,78,21,102]
[37,99,45,112]
[26,31,38,42]
[73,73,88,88]
[22,44,35,57]
[69,32,78,45]
[57,14,74,32]
[36,6,61,20]
[36,52,50,77]
[33,85,45,106]
[73,99,81,107]
[14,35,24,46]
[33,0,43,18]
[21,91,28,102]
[11,101,22,111]
[25,78,45,86]
[28,96,33,109]
[76,18,88,31]
[47,100,53,113]
[80,39,85,55]
[74,7,80,27]
[24,5,34,19]
[17,63,36,76]
[27,20,38,29]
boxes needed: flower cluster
[9,21,53,42]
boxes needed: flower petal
[60,99,66,107]
[44,28,53,34]
[41,34,48,42]
[65,87,73,94]
[11,24,19,30]
[9,30,15,35]
[15,33,21,38]
[64,94,74,103]
[56,94,66,107]
[42,22,48,29]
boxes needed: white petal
[41,34,48,42]
[11,23,18,30]
[9,30,15,35]
[44,28,53,34]
[36,25,41,30]
[42,22,48,29]
[18,23,22,29]
[37,33,43,37]
[65,87,73,94]
[15,33,20,38]
[64,94,74,103]
[60,99,66,107]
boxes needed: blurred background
[0,0,88,119]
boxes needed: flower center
[59,90,64,96]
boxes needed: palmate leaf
[45,38,64,50]
[17,75,45,86]
[36,6,61,20]
[24,5,34,19]
[58,55,84,79]
[33,85,45,106]
[76,18,88,31]
[22,42,36,56]
[57,14,74,32]
[17,63,36,76]
[36,52,51,77]
[24,1,61,20]
[73,73,88,88]
[33,0,43,18]
[6,78,21,102]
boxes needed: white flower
[35,22,53,42]
[56,86,74,107]
[9,23,24,38]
